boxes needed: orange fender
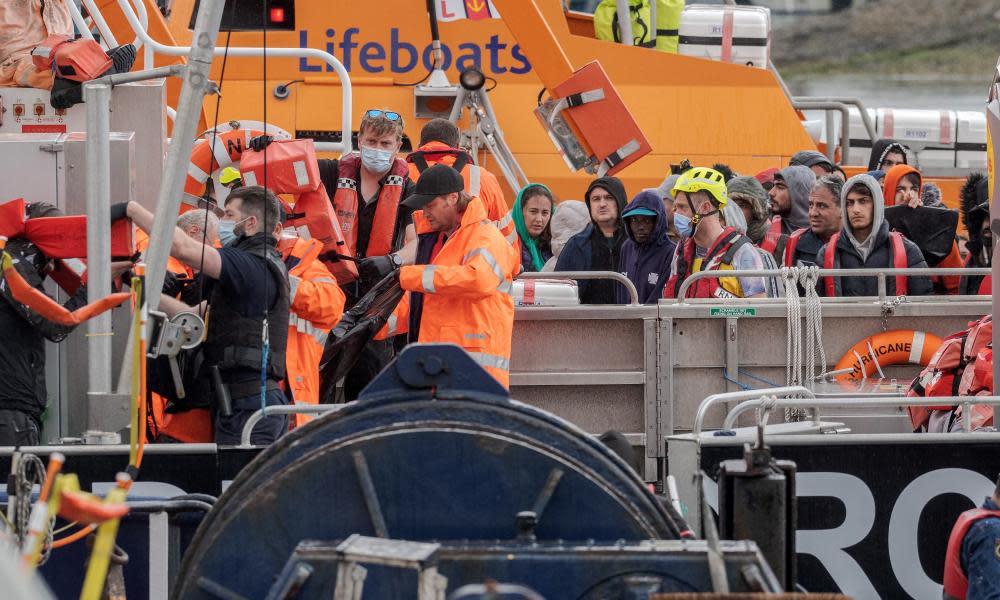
[183,128,264,197]
[57,489,129,525]
[834,330,943,385]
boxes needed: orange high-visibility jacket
[280,236,345,426]
[0,0,72,88]
[396,197,517,387]
[406,142,514,239]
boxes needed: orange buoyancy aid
[823,230,908,297]
[943,507,1000,600]
[332,153,409,259]
[663,227,752,299]
[782,228,809,267]
[759,216,783,256]
[279,236,345,426]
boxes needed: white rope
[782,267,810,422]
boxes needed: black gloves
[358,255,397,284]
[248,135,274,153]
[110,202,129,222]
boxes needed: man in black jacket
[0,202,129,445]
[124,186,291,445]
[816,174,932,297]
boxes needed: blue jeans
[214,388,288,446]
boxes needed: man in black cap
[378,164,518,387]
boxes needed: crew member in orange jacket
[405,118,515,244]
[384,165,517,387]
[0,0,72,88]
[144,209,219,443]
[278,232,345,426]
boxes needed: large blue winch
[174,344,780,599]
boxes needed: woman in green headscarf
[513,183,555,272]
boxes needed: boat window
[188,0,296,31]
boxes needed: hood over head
[961,172,990,248]
[656,174,681,202]
[727,176,771,243]
[622,189,669,247]
[790,149,834,171]
[754,167,780,189]
[841,173,885,261]
[775,165,815,230]
[512,183,555,271]
[584,176,628,225]
[868,139,909,171]
[881,164,921,207]
[549,200,590,257]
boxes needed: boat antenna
[424,0,451,88]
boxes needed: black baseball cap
[401,164,465,209]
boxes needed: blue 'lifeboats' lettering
[298,27,532,75]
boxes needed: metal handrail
[691,387,814,438]
[791,100,851,164]
[518,271,640,305]
[675,267,992,305]
[239,404,349,447]
[793,96,878,146]
[113,0,353,153]
[722,395,1000,434]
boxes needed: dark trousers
[214,388,288,446]
[0,410,41,447]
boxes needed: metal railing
[791,96,879,166]
[239,404,348,447]
[675,267,992,305]
[721,395,1000,434]
[691,387,814,438]
[517,271,640,305]
[111,0,354,153]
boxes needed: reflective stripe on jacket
[280,236,345,426]
[0,0,72,88]
[397,197,517,387]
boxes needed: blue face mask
[360,145,394,175]
[673,212,692,237]
[218,216,250,246]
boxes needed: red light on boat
[269,7,285,23]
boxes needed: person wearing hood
[656,174,681,242]
[555,176,628,304]
[617,190,677,303]
[959,172,992,295]
[721,194,783,298]
[868,139,908,172]
[790,150,836,177]
[763,165,815,259]
[512,184,555,273]
[541,200,589,272]
[883,164,963,293]
[815,174,932,297]
[727,176,771,247]
[662,167,765,299]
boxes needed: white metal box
[513,279,580,306]
[678,4,771,69]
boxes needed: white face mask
[360,146,394,175]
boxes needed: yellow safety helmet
[219,166,242,186]
[672,167,729,207]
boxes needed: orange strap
[2,252,129,326]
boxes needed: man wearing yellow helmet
[662,167,765,299]
[219,167,243,190]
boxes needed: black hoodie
[960,172,991,294]
[555,176,628,303]
[867,139,909,171]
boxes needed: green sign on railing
[709,307,757,317]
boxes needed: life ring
[183,127,266,196]
[833,330,943,384]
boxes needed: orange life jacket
[663,227,752,299]
[782,227,809,267]
[823,230,908,297]
[759,216,783,256]
[943,507,1000,600]
[332,153,409,259]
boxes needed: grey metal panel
[643,318,657,458]
[509,385,644,434]
[106,80,166,213]
[511,316,646,372]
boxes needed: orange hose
[38,454,65,503]
[51,524,96,548]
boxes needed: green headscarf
[512,183,554,272]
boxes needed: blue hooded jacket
[616,190,676,304]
